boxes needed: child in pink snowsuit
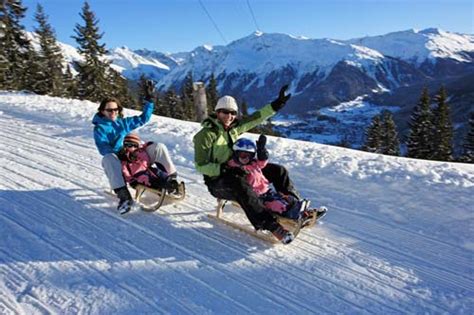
[118,133,177,191]
[227,135,300,218]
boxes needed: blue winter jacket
[92,101,154,156]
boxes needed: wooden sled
[134,181,185,212]
[207,199,306,243]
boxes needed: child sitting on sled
[227,135,326,223]
[117,133,179,193]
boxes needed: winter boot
[315,206,328,220]
[300,206,327,227]
[271,224,295,244]
[164,173,179,194]
[114,186,133,215]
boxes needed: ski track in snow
[0,93,473,314]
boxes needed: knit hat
[215,96,238,112]
[123,133,141,145]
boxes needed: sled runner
[109,181,185,212]
[208,199,325,243]
[134,182,186,211]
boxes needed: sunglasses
[123,142,139,148]
[218,109,237,116]
[105,108,119,113]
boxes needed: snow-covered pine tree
[459,112,474,163]
[206,72,218,114]
[363,114,383,153]
[33,3,65,96]
[407,87,434,159]
[431,86,453,161]
[0,0,38,91]
[381,111,400,156]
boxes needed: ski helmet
[233,138,256,153]
[232,138,256,164]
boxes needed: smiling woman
[91,81,180,215]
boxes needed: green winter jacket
[193,103,276,179]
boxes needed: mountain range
[39,28,474,151]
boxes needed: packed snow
[0,92,473,314]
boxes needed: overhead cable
[198,0,228,44]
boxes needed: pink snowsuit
[227,159,288,214]
[121,144,166,188]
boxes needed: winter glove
[220,163,246,177]
[256,134,269,161]
[144,80,156,102]
[117,148,128,161]
[271,85,291,111]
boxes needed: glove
[117,148,128,161]
[270,85,291,111]
[256,134,268,161]
[144,80,155,102]
[220,163,246,177]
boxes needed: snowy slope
[0,92,473,314]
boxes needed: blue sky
[22,0,473,53]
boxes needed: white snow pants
[102,142,177,190]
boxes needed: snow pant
[102,142,176,190]
[145,142,177,175]
[261,163,299,199]
[206,163,298,231]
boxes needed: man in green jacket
[193,85,299,244]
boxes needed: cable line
[198,0,228,44]
[246,0,260,32]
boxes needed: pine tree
[181,71,195,120]
[0,0,37,90]
[363,114,383,153]
[381,111,400,156]
[33,3,65,96]
[163,89,179,118]
[407,88,434,159]
[136,74,150,110]
[107,67,136,107]
[72,1,111,102]
[431,86,453,161]
[240,99,249,116]
[0,4,7,85]
[459,112,474,163]
[206,72,218,114]
[63,64,77,97]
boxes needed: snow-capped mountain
[346,28,474,64]
[34,28,474,149]
[107,46,171,81]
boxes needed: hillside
[0,92,473,314]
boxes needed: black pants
[206,163,298,231]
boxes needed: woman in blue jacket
[92,81,178,214]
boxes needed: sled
[133,181,186,212]
[207,199,306,243]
